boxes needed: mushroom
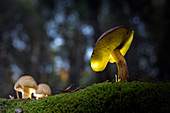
[90,26,134,82]
[34,83,51,99]
[14,75,38,99]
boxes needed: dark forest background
[0,0,170,98]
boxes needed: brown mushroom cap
[14,75,38,91]
[90,26,134,72]
[36,83,51,96]
[14,75,38,99]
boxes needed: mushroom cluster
[90,26,134,82]
[14,75,51,99]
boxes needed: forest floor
[0,81,170,113]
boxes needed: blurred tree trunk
[68,40,86,87]
[65,31,87,87]
[88,0,110,83]
[0,0,15,97]
[158,0,170,80]
[0,32,13,97]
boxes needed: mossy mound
[1,81,170,113]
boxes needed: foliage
[1,81,170,113]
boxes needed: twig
[9,95,14,99]
[68,86,85,94]
[65,84,74,90]
[55,85,86,94]
[55,84,74,93]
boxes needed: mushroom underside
[16,87,36,99]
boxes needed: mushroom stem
[16,91,19,99]
[111,49,129,82]
[22,91,30,99]
[22,87,31,99]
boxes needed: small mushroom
[34,83,51,99]
[90,26,134,82]
[14,75,37,99]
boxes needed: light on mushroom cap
[90,26,134,72]
[14,76,38,91]
[119,30,134,57]
[35,83,51,99]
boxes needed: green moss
[1,81,170,113]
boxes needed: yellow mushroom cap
[90,26,134,72]
[14,75,38,92]
[36,83,51,96]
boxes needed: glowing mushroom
[90,26,134,82]
[34,83,51,99]
[14,75,37,99]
